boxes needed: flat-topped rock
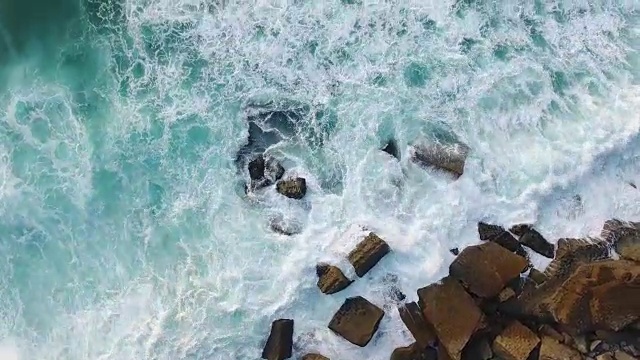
[418,277,483,360]
[410,142,469,178]
[301,354,329,360]
[492,321,540,360]
[538,336,583,360]
[328,296,384,347]
[262,319,294,360]
[398,302,436,349]
[348,232,390,277]
[519,227,555,258]
[390,343,437,360]
[316,264,352,295]
[276,177,307,199]
[449,242,528,298]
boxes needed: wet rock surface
[276,177,307,199]
[300,354,329,360]
[262,319,294,360]
[316,264,352,295]
[519,228,555,258]
[410,142,469,178]
[347,232,391,277]
[492,321,540,360]
[399,302,437,349]
[382,139,400,160]
[328,296,384,347]
[391,344,438,360]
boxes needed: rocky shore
[261,219,640,360]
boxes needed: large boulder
[519,228,555,258]
[328,296,384,347]
[398,302,437,349]
[391,343,438,360]
[276,177,307,199]
[417,277,484,360]
[492,321,540,360]
[538,336,583,360]
[449,242,528,298]
[410,142,469,178]
[262,319,294,360]
[347,232,391,277]
[316,263,352,295]
[544,238,610,280]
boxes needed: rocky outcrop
[399,302,437,349]
[391,343,437,360]
[538,336,582,360]
[478,222,527,256]
[301,354,329,360]
[529,268,548,285]
[418,277,483,360]
[478,222,506,241]
[316,264,352,295]
[347,232,391,277]
[543,238,610,280]
[262,319,294,360]
[519,228,555,258]
[509,223,532,237]
[276,177,307,199]
[246,154,286,192]
[328,296,384,347]
[410,142,470,178]
[382,139,400,160]
[249,154,266,180]
[449,242,528,298]
[492,321,540,360]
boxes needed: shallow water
[0,0,639,359]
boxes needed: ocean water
[0,0,639,359]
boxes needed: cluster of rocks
[261,219,640,360]
[245,153,308,200]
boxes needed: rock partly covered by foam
[601,219,640,262]
[398,302,437,349]
[418,277,483,360]
[249,154,266,180]
[382,139,400,160]
[518,227,555,258]
[247,154,286,192]
[477,222,528,257]
[316,263,352,295]
[391,343,438,360]
[301,354,329,360]
[478,222,506,241]
[491,321,540,360]
[328,296,384,347]
[449,242,528,298]
[410,142,470,178]
[276,177,307,199]
[262,319,294,360]
[348,232,391,277]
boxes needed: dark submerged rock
[449,248,459,256]
[382,139,400,160]
[509,223,532,237]
[301,354,329,360]
[276,177,307,199]
[249,154,266,180]
[269,216,302,236]
[519,228,555,258]
[328,296,384,347]
[265,157,285,183]
[315,263,352,295]
[478,222,528,256]
[478,222,506,241]
[347,232,391,277]
[398,302,437,349]
[262,319,294,360]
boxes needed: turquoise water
[0,1,640,359]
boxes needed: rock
[301,354,329,360]
[548,260,640,332]
[450,248,459,256]
[328,296,384,347]
[382,139,400,160]
[391,343,438,360]
[595,354,614,360]
[492,321,540,360]
[478,222,506,241]
[519,228,555,258]
[262,319,294,360]
[249,154,266,180]
[544,238,610,280]
[269,216,302,236]
[509,223,532,237]
[276,177,307,199]
[539,325,564,343]
[382,273,406,304]
[462,337,493,360]
[529,268,548,285]
[613,351,636,360]
[410,142,470,178]
[449,242,528,298]
[602,220,640,262]
[398,302,437,349]
[417,277,484,360]
[498,287,516,302]
[347,232,391,277]
[590,340,604,353]
[316,264,353,295]
[265,157,285,183]
[539,336,583,360]
[570,335,590,354]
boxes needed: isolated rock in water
[449,242,528,298]
[519,228,555,258]
[492,321,540,360]
[276,177,307,199]
[265,157,285,183]
[301,354,329,360]
[398,302,437,349]
[262,319,294,360]
[382,139,400,160]
[410,142,470,178]
[478,222,506,241]
[269,216,302,236]
[328,296,384,347]
[449,248,459,256]
[391,343,438,360]
[316,263,352,295]
[248,154,266,180]
[348,232,391,277]
[418,277,484,360]
[509,223,532,237]
[538,336,582,360]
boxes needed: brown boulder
[519,228,555,258]
[410,142,469,178]
[539,336,583,360]
[398,302,436,349]
[449,242,528,298]
[390,343,437,360]
[316,264,352,294]
[262,319,294,360]
[301,354,329,360]
[544,238,610,280]
[602,220,640,262]
[492,321,540,360]
[276,177,307,199]
[418,277,484,360]
[529,268,548,285]
[328,296,384,347]
[348,233,391,277]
